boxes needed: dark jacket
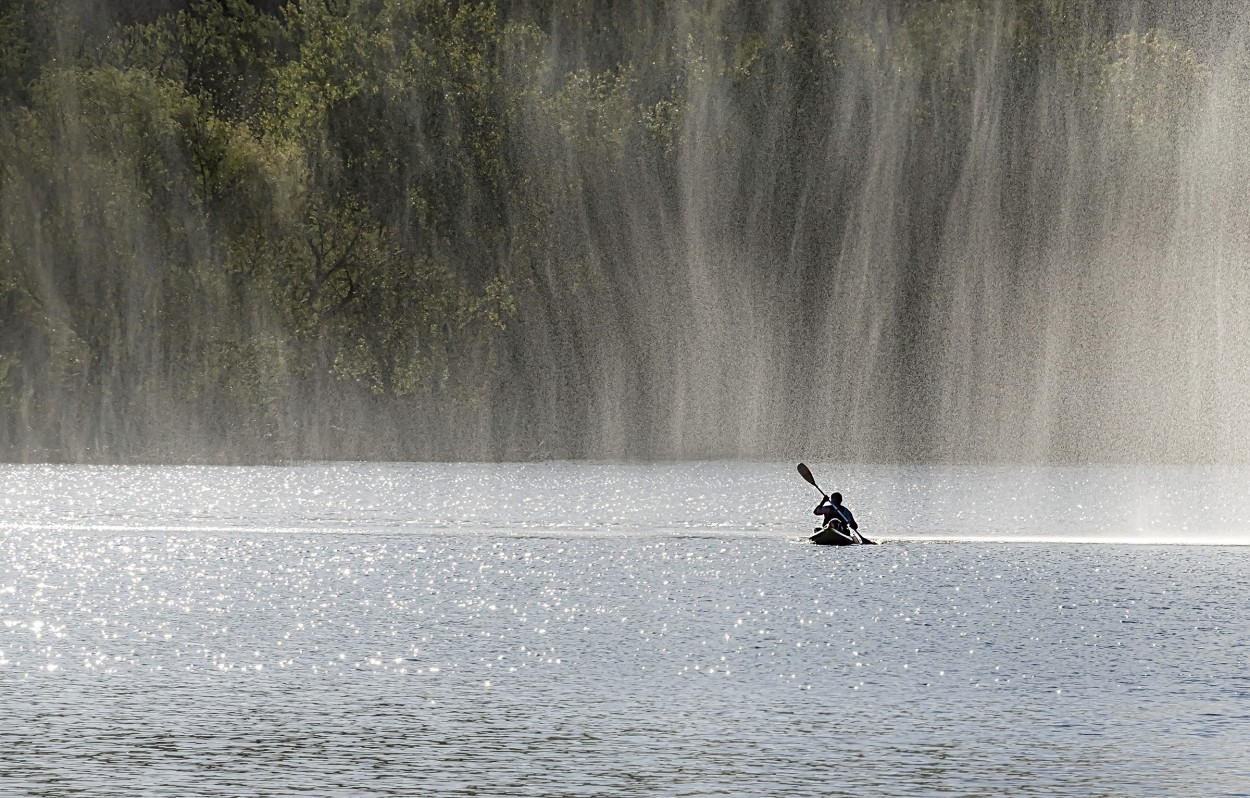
[814,497,857,530]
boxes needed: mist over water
[3,460,1247,545]
[2,1,1250,463]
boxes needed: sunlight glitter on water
[1,463,1249,796]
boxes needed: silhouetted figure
[814,492,857,534]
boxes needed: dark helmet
[830,492,842,504]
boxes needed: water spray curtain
[1,0,1246,463]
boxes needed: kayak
[809,525,876,546]
[795,463,876,545]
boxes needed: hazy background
[2,0,1248,464]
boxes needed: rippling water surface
[2,462,1248,796]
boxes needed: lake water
[1,462,1248,796]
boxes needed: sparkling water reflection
[1,463,1248,796]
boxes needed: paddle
[796,462,824,496]
[796,463,875,544]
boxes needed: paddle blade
[797,462,818,488]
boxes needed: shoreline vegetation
[0,1,1235,464]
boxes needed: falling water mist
[497,0,1250,464]
[1,0,1248,464]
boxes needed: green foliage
[0,0,65,108]
[0,0,1220,461]
[1099,30,1207,129]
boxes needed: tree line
[0,0,1212,462]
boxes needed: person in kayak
[814,492,857,534]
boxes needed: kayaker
[814,492,857,533]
